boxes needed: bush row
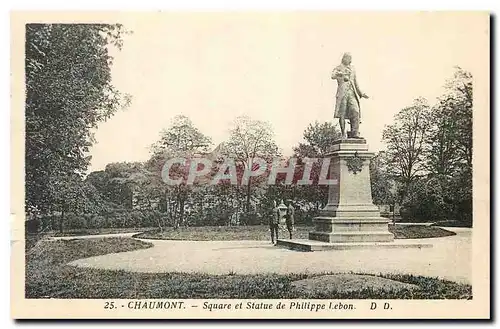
[30,207,320,232]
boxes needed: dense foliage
[381,68,473,225]
[26,25,473,232]
[25,24,130,232]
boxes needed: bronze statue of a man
[331,53,369,139]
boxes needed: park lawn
[50,227,157,237]
[26,227,157,251]
[431,220,472,228]
[135,225,312,241]
[388,225,456,239]
[134,224,456,241]
[25,237,470,299]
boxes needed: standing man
[270,201,280,245]
[285,200,295,239]
[331,52,369,139]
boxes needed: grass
[49,227,157,237]
[431,220,472,228]
[26,227,157,251]
[134,224,456,241]
[25,237,470,299]
[135,225,312,241]
[388,225,456,239]
[26,237,153,298]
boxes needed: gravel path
[67,228,471,283]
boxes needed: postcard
[11,11,490,319]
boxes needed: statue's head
[341,52,352,65]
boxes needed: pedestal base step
[309,231,395,243]
[276,239,433,252]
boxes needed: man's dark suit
[270,207,280,244]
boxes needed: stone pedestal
[308,138,394,243]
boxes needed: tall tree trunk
[199,197,203,223]
[164,188,169,216]
[179,199,185,226]
[236,186,241,214]
[59,206,65,234]
[245,177,252,212]
[399,178,412,206]
[172,187,180,229]
[173,200,179,229]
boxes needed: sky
[87,12,488,172]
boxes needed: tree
[382,97,432,204]
[293,121,341,207]
[149,115,213,229]
[445,67,473,172]
[427,67,472,176]
[51,173,103,233]
[150,115,212,157]
[85,170,111,199]
[97,162,149,209]
[382,68,473,226]
[294,121,341,158]
[370,151,396,205]
[419,67,473,225]
[25,24,130,223]
[224,116,280,212]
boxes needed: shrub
[431,220,472,228]
[65,212,84,229]
[90,215,107,228]
[240,211,263,226]
[295,208,318,225]
[25,219,40,234]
